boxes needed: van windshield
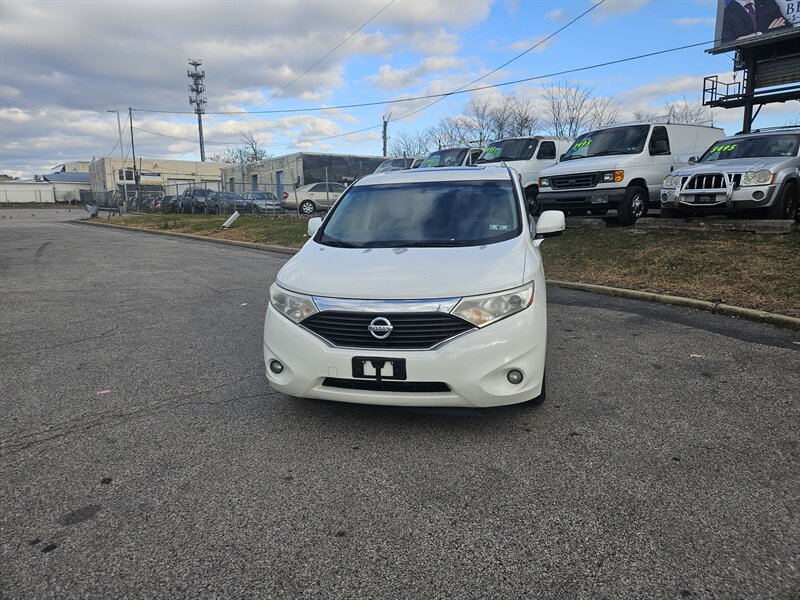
[318,180,521,248]
[698,135,800,162]
[422,148,468,167]
[561,125,649,160]
[476,139,538,163]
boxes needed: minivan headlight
[451,282,534,327]
[741,170,774,186]
[269,283,318,323]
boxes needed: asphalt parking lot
[1,211,798,599]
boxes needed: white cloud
[510,36,552,52]
[546,9,565,21]
[672,17,716,27]
[591,0,649,20]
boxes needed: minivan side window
[649,126,671,155]
[536,141,556,160]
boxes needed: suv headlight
[741,170,774,186]
[451,282,534,327]
[663,175,677,189]
[269,283,318,323]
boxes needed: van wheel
[766,182,798,220]
[618,186,648,225]
[299,200,316,215]
[526,187,540,216]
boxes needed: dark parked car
[241,191,283,213]
[207,191,244,214]
[161,195,179,213]
[181,188,214,213]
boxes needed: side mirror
[688,156,698,164]
[535,210,566,238]
[307,216,322,238]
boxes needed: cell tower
[188,59,207,161]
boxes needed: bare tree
[208,131,271,163]
[586,96,621,130]
[388,129,434,157]
[634,97,712,125]
[466,96,495,145]
[540,81,594,137]
[506,94,539,137]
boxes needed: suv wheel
[299,200,316,215]
[766,182,798,221]
[618,186,648,226]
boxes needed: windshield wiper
[591,150,627,156]
[562,155,584,160]
[401,240,467,247]
[321,238,363,248]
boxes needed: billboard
[713,0,798,50]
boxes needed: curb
[72,219,298,255]
[547,280,800,331]
[74,219,800,331]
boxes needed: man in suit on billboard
[721,0,792,44]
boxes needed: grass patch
[105,214,800,318]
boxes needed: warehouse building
[221,152,384,197]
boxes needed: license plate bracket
[695,195,716,204]
[352,356,407,381]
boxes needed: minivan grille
[551,173,597,189]
[301,311,475,349]
[322,378,451,393]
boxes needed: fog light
[661,193,668,202]
[752,190,764,200]
[269,360,284,374]
[507,370,524,385]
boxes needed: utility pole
[107,109,128,209]
[129,107,138,198]
[188,59,207,161]
[382,112,391,157]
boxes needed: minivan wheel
[766,182,798,220]
[618,186,648,225]
[299,200,316,215]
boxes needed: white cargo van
[536,122,723,224]
[474,137,573,209]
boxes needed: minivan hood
[673,157,786,176]
[277,237,532,299]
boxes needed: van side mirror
[307,216,322,238]
[535,211,566,238]
[688,156,698,164]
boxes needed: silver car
[282,182,347,214]
[661,128,799,220]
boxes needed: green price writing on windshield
[572,139,591,150]
[711,144,736,153]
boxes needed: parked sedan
[180,188,214,213]
[242,191,283,214]
[162,195,180,213]
[282,182,347,214]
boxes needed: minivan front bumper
[263,299,547,408]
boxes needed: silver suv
[661,128,799,220]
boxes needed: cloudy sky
[1,0,798,178]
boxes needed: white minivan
[536,121,724,224]
[474,136,574,209]
[263,167,566,408]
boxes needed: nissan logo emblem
[368,317,393,340]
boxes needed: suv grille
[301,311,475,349]
[551,173,597,189]
[685,173,726,190]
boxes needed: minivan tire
[766,182,798,221]
[618,186,649,225]
[299,200,316,215]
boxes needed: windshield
[699,135,800,162]
[251,191,277,200]
[561,125,649,160]
[318,180,521,248]
[422,148,468,167]
[476,139,537,163]
[375,158,414,173]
